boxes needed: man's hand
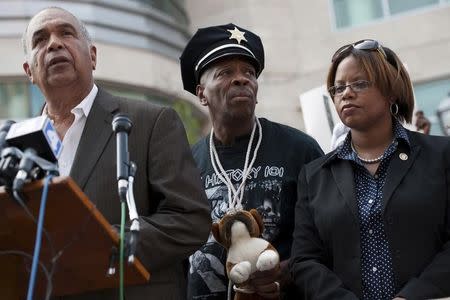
[249,265,280,299]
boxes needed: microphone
[0,120,16,153]
[13,148,37,191]
[0,147,22,187]
[6,116,62,163]
[112,114,132,201]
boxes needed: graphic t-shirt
[187,118,323,299]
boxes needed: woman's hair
[326,43,414,123]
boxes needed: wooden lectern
[0,176,150,299]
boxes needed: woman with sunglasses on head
[289,39,450,300]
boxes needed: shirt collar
[42,84,98,118]
[71,84,98,117]
[336,119,411,161]
[392,119,410,145]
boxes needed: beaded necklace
[350,139,395,164]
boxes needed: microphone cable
[11,162,57,300]
[119,199,126,300]
[12,190,56,300]
[26,174,53,300]
[12,190,56,260]
[126,162,139,264]
[0,250,52,300]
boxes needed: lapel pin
[399,153,408,161]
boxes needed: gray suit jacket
[59,88,211,300]
[290,130,450,300]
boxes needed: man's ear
[196,84,208,106]
[211,222,222,245]
[23,61,34,83]
[90,45,97,70]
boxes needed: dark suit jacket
[59,88,211,300]
[289,130,450,300]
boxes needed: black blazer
[289,130,450,299]
[60,88,211,300]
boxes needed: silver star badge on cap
[227,27,247,44]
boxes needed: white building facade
[0,0,206,142]
[2,0,450,145]
[186,0,450,141]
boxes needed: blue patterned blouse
[336,120,410,300]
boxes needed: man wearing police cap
[180,23,323,299]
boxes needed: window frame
[330,0,450,30]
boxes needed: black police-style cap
[180,23,265,95]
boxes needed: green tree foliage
[172,100,202,145]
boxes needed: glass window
[333,0,383,28]
[332,0,448,29]
[388,0,439,14]
[414,78,450,135]
[0,80,205,144]
[0,82,30,120]
[132,0,188,25]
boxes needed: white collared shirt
[43,84,98,176]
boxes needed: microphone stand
[126,161,139,263]
[108,161,140,269]
[110,114,140,300]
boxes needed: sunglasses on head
[331,39,387,63]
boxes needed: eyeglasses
[328,80,371,97]
[331,39,387,63]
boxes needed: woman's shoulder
[407,130,450,150]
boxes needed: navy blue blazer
[290,130,450,299]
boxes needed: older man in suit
[22,6,211,299]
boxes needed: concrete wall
[2,0,449,131]
[0,0,205,111]
[186,0,450,130]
